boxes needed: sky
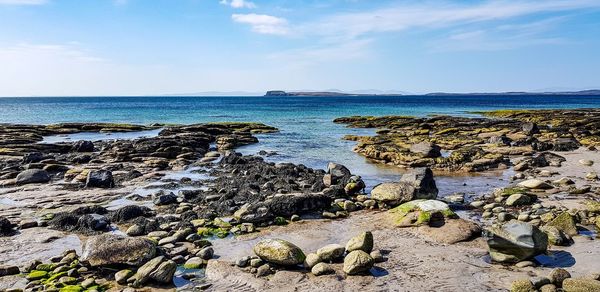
[0,0,600,96]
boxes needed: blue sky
[1,0,600,96]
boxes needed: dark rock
[72,140,95,152]
[22,152,44,164]
[16,169,50,185]
[153,192,178,206]
[0,217,14,236]
[552,138,580,151]
[108,205,154,223]
[86,170,114,188]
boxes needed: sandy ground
[203,210,599,292]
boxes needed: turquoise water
[2,95,599,195]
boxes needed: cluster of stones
[235,232,385,278]
[511,268,600,292]
[334,109,600,172]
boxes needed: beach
[0,97,599,291]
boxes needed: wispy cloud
[220,0,256,9]
[0,0,46,5]
[232,13,289,35]
[302,0,600,40]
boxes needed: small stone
[235,256,250,268]
[370,250,385,263]
[531,277,551,288]
[317,244,345,262]
[539,284,557,292]
[548,268,571,287]
[311,263,334,276]
[587,172,598,180]
[304,253,321,269]
[115,269,134,284]
[256,264,272,277]
[518,179,553,190]
[562,278,600,291]
[290,215,301,222]
[198,247,214,260]
[250,258,264,268]
[579,159,594,166]
[345,231,374,253]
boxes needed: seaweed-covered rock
[253,239,306,266]
[388,200,456,227]
[545,212,578,237]
[81,234,156,267]
[487,221,548,263]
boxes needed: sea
[2,95,600,196]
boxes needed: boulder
[388,200,456,227]
[323,162,351,186]
[518,179,553,190]
[400,167,438,199]
[253,239,306,266]
[343,250,374,275]
[487,221,548,263]
[130,256,177,287]
[541,226,572,246]
[22,152,44,163]
[86,170,114,188]
[316,244,345,262]
[16,169,50,185]
[410,142,441,158]
[345,231,374,253]
[371,182,417,206]
[81,234,156,267]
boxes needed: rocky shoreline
[0,109,599,292]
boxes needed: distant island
[265,89,600,97]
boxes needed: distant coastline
[265,89,600,97]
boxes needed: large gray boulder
[400,167,438,199]
[371,168,438,206]
[370,182,416,206]
[81,234,156,267]
[253,239,306,266]
[487,221,548,263]
[16,169,50,185]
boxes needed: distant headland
[265,89,600,97]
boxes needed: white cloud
[232,13,288,35]
[0,0,46,5]
[220,0,256,9]
[303,0,600,40]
